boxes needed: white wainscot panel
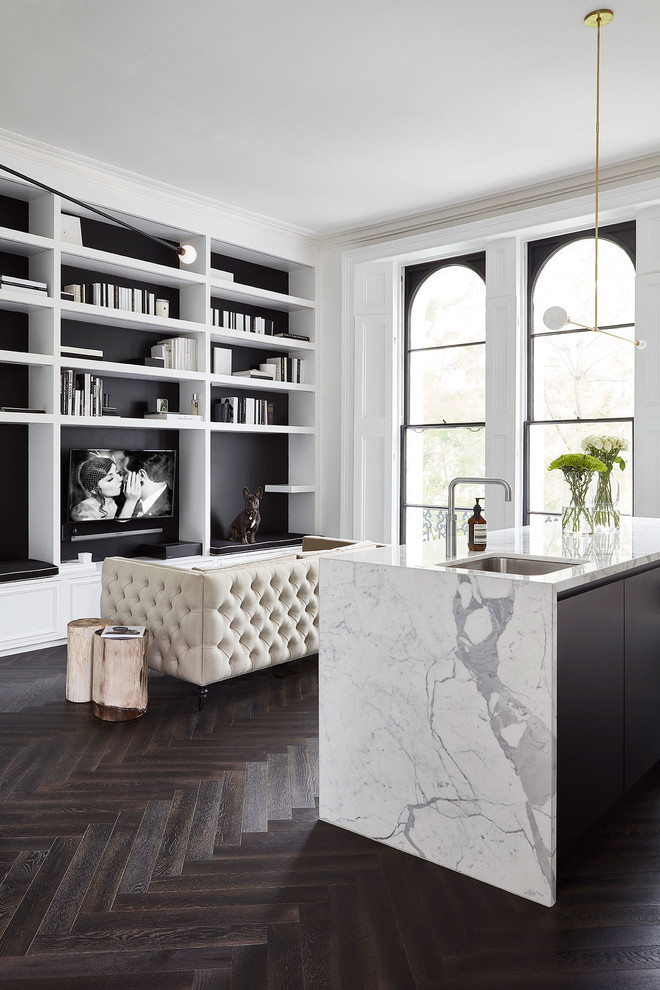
[0,580,60,653]
[60,575,103,635]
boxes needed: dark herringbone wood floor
[1,648,660,989]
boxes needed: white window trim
[340,182,660,545]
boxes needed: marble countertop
[332,517,660,594]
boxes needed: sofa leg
[198,687,208,712]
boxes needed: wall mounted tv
[67,449,176,523]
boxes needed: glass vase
[592,469,620,531]
[561,470,596,535]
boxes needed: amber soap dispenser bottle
[468,497,487,552]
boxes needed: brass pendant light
[543,9,646,349]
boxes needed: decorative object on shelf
[190,393,199,416]
[156,398,168,413]
[0,162,198,264]
[542,10,646,350]
[581,434,628,530]
[548,452,607,534]
[227,486,263,544]
[155,298,169,318]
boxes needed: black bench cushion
[0,559,59,583]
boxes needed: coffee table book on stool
[92,626,148,721]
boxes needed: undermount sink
[443,554,582,576]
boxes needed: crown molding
[321,153,660,252]
[0,128,321,264]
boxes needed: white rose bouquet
[581,434,628,528]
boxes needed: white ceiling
[1,0,659,235]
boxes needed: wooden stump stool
[92,629,148,721]
[66,618,109,703]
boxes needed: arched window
[526,222,636,521]
[402,254,486,543]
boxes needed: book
[274,332,310,342]
[232,369,271,378]
[213,346,232,376]
[60,345,104,358]
[1,274,48,291]
[101,624,146,639]
[144,412,203,420]
[0,406,46,413]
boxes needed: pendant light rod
[564,315,646,348]
[543,9,645,348]
[586,9,613,335]
[0,162,197,264]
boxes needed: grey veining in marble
[319,559,556,906]
[318,518,660,908]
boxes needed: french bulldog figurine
[227,487,263,544]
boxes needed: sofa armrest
[101,556,205,684]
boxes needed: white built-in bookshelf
[0,175,318,583]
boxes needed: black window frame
[401,251,487,544]
[523,220,636,523]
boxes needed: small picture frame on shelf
[156,398,168,413]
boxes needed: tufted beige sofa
[100,537,377,707]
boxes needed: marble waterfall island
[318,520,660,907]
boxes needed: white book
[60,345,104,358]
[214,346,232,376]
[144,412,202,420]
[101,624,146,639]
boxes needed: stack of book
[151,337,198,371]
[217,396,273,425]
[212,309,275,335]
[232,369,273,380]
[1,274,48,295]
[60,369,104,416]
[63,282,163,315]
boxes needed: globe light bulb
[178,244,197,265]
[543,306,569,331]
